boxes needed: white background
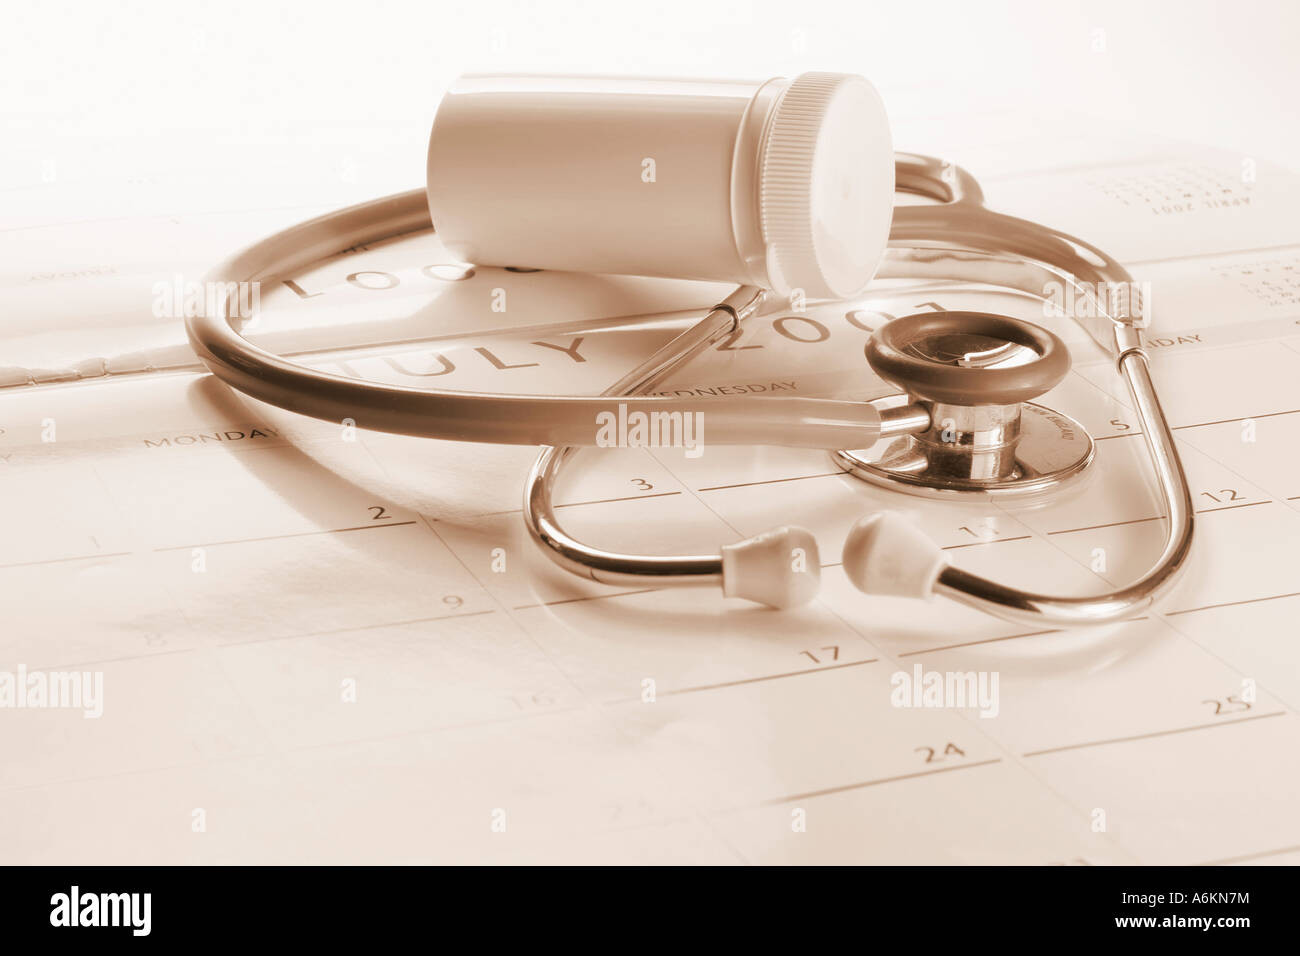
[4,0,1299,204]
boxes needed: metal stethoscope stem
[522,154,1195,626]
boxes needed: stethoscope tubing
[186,191,882,450]
[185,154,1194,627]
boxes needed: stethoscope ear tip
[720,526,821,609]
[843,512,947,600]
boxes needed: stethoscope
[185,150,1194,628]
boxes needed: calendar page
[3,117,1300,866]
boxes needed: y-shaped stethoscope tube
[521,154,1194,626]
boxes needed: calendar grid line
[761,757,1005,806]
[897,629,1063,656]
[611,657,882,700]
[40,608,503,674]
[150,519,417,552]
[1021,711,1288,757]
[1165,590,1300,616]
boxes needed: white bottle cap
[758,72,895,300]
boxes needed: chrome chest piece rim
[835,310,1096,498]
[832,396,1095,499]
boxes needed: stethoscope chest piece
[833,311,1095,498]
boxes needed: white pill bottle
[425,72,894,300]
